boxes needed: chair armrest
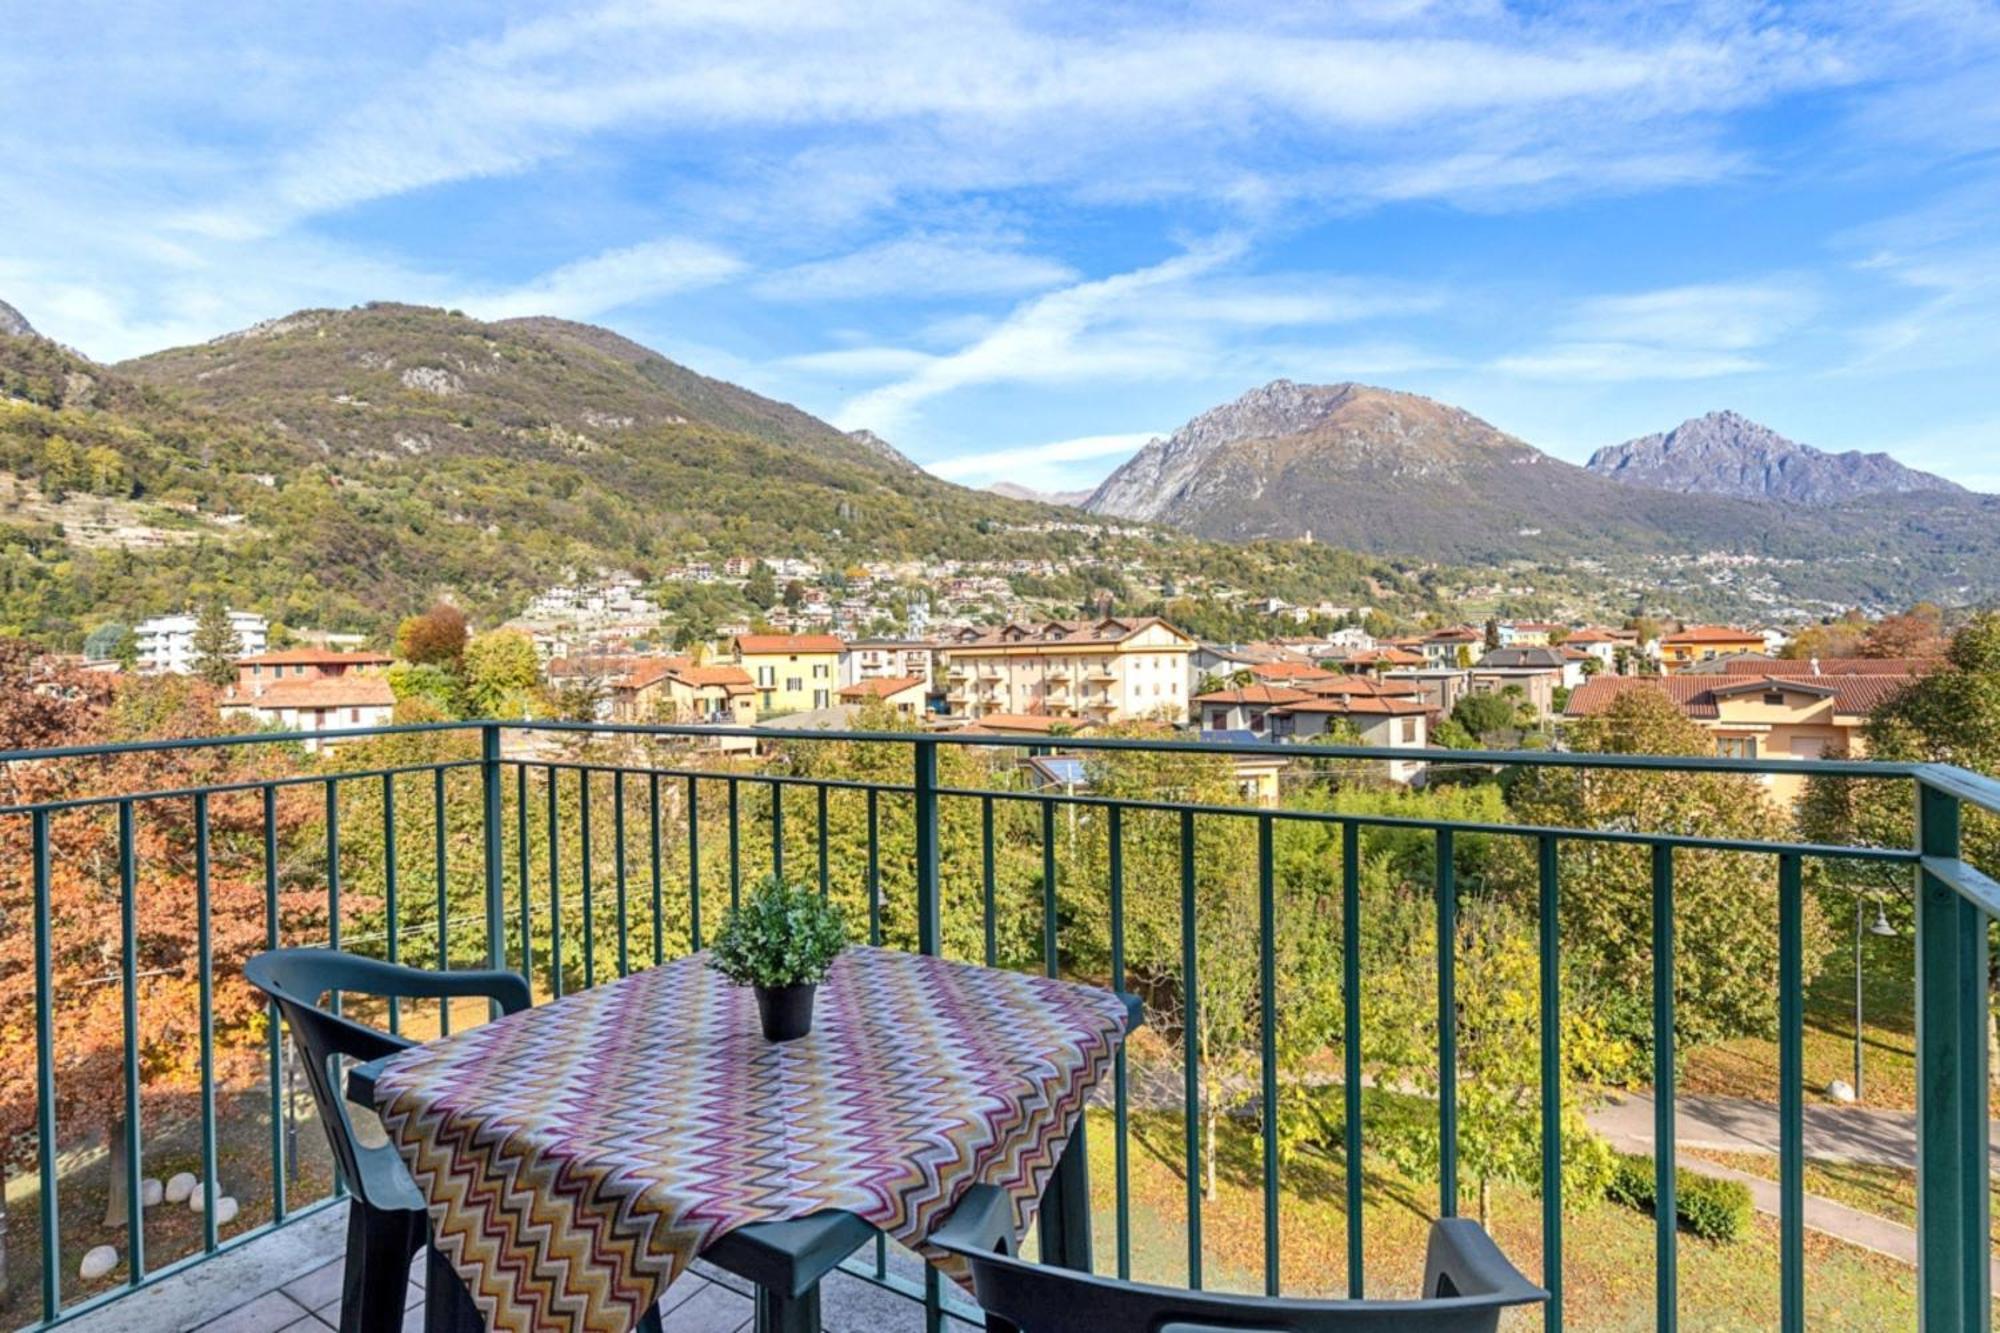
[325,953,533,1016]
[930,1183,1016,1258]
[1422,1218,1547,1305]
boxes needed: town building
[1420,626,1483,667]
[1266,695,1430,784]
[610,658,757,727]
[1191,684,1313,734]
[219,675,395,751]
[837,676,929,716]
[234,648,393,692]
[1563,671,1917,804]
[943,617,1196,725]
[1659,625,1770,671]
[135,609,268,675]
[840,639,936,690]
[731,634,844,716]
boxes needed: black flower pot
[754,982,817,1042]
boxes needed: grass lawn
[1083,1106,1921,1331]
[1682,934,1918,1110]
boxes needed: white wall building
[134,610,268,675]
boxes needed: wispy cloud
[925,431,1160,490]
[461,238,745,321]
[755,234,1074,302]
[1494,280,1817,381]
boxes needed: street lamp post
[1854,893,1898,1102]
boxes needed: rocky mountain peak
[1587,410,1963,504]
[0,297,37,339]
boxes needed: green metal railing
[6,719,1997,1332]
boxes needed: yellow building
[942,617,1196,724]
[1659,625,1768,670]
[1563,672,1915,805]
[731,634,843,716]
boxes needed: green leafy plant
[1607,1152,1754,1242]
[708,877,850,988]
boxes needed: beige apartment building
[942,617,1196,725]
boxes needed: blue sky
[5,1,1999,493]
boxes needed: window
[757,666,775,687]
[1401,718,1418,744]
[1763,691,1786,706]
[349,708,361,723]
[813,689,829,709]
[813,663,828,679]
[786,677,803,692]
[1715,736,1757,759]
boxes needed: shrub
[708,877,849,988]
[1605,1152,1754,1242]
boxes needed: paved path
[1585,1091,2000,1173]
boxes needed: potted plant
[708,877,849,1041]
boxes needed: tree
[1861,603,1947,659]
[744,561,776,610]
[387,661,465,717]
[783,580,807,612]
[395,602,468,665]
[1450,692,1523,746]
[460,629,540,718]
[83,622,128,662]
[0,651,319,1249]
[189,599,242,687]
[1510,688,1830,1050]
[1483,618,1501,651]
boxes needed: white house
[134,610,268,675]
[220,675,395,752]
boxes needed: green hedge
[1607,1153,1755,1242]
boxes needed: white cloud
[460,238,745,321]
[1494,280,1816,382]
[781,346,940,376]
[755,235,1075,301]
[926,431,1161,486]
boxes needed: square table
[351,947,1133,1333]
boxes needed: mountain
[0,303,1116,643]
[1083,379,2000,605]
[1587,410,1963,504]
[986,481,1094,507]
[0,298,35,338]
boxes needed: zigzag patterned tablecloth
[375,947,1129,1333]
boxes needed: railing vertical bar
[195,792,218,1251]
[913,740,940,957]
[1180,807,1203,1289]
[650,771,664,966]
[1258,812,1280,1295]
[118,798,145,1281]
[580,769,596,989]
[517,764,533,979]
[1915,776,1988,1329]
[614,769,630,978]
[325,779,341,960]
[982,795,997,968]
[481,723,504,971]
[33,808,62,1321]
[1109,803,1130,1280]
[771,777,785,884]
[1778,852,1805,1333]
[434,767,449,1035]
[263,785,285,1225]
[1342,820,1363,1298]
[1041,797,1058,978]
[867,788,882,947]
[1437,826,1458,1218]
[1537,832,1563,1333]
[687,774,702,951]
[1652,843,1677,1333]
[728,776,741,909]
[547,765,564,999]
[382,774,400,1034]
[817,783,830,899]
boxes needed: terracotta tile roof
[734,634,844,655]
[238,648,393,667]
[1191,685,1314,705]
[1564,673,1914,721]
[1275,696,1429,716]
[1425,627,1482,643]
[1663,625,1766,644]
[1341,647,1427,667]
[1296,676,1426,698]
[1248,660,1336,682]
[960,713,1062,734]
[950,617,1189,649]
[1724,656,1941,677]
[838,675,927,699]
[1563,627,1626,644]
[224,677,396,710]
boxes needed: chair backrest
[933,1186,1544,1333]
[243,948,529,1211]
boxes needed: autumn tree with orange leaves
[0,642,322,1264]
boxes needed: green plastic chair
[932,1183,1546,1333]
